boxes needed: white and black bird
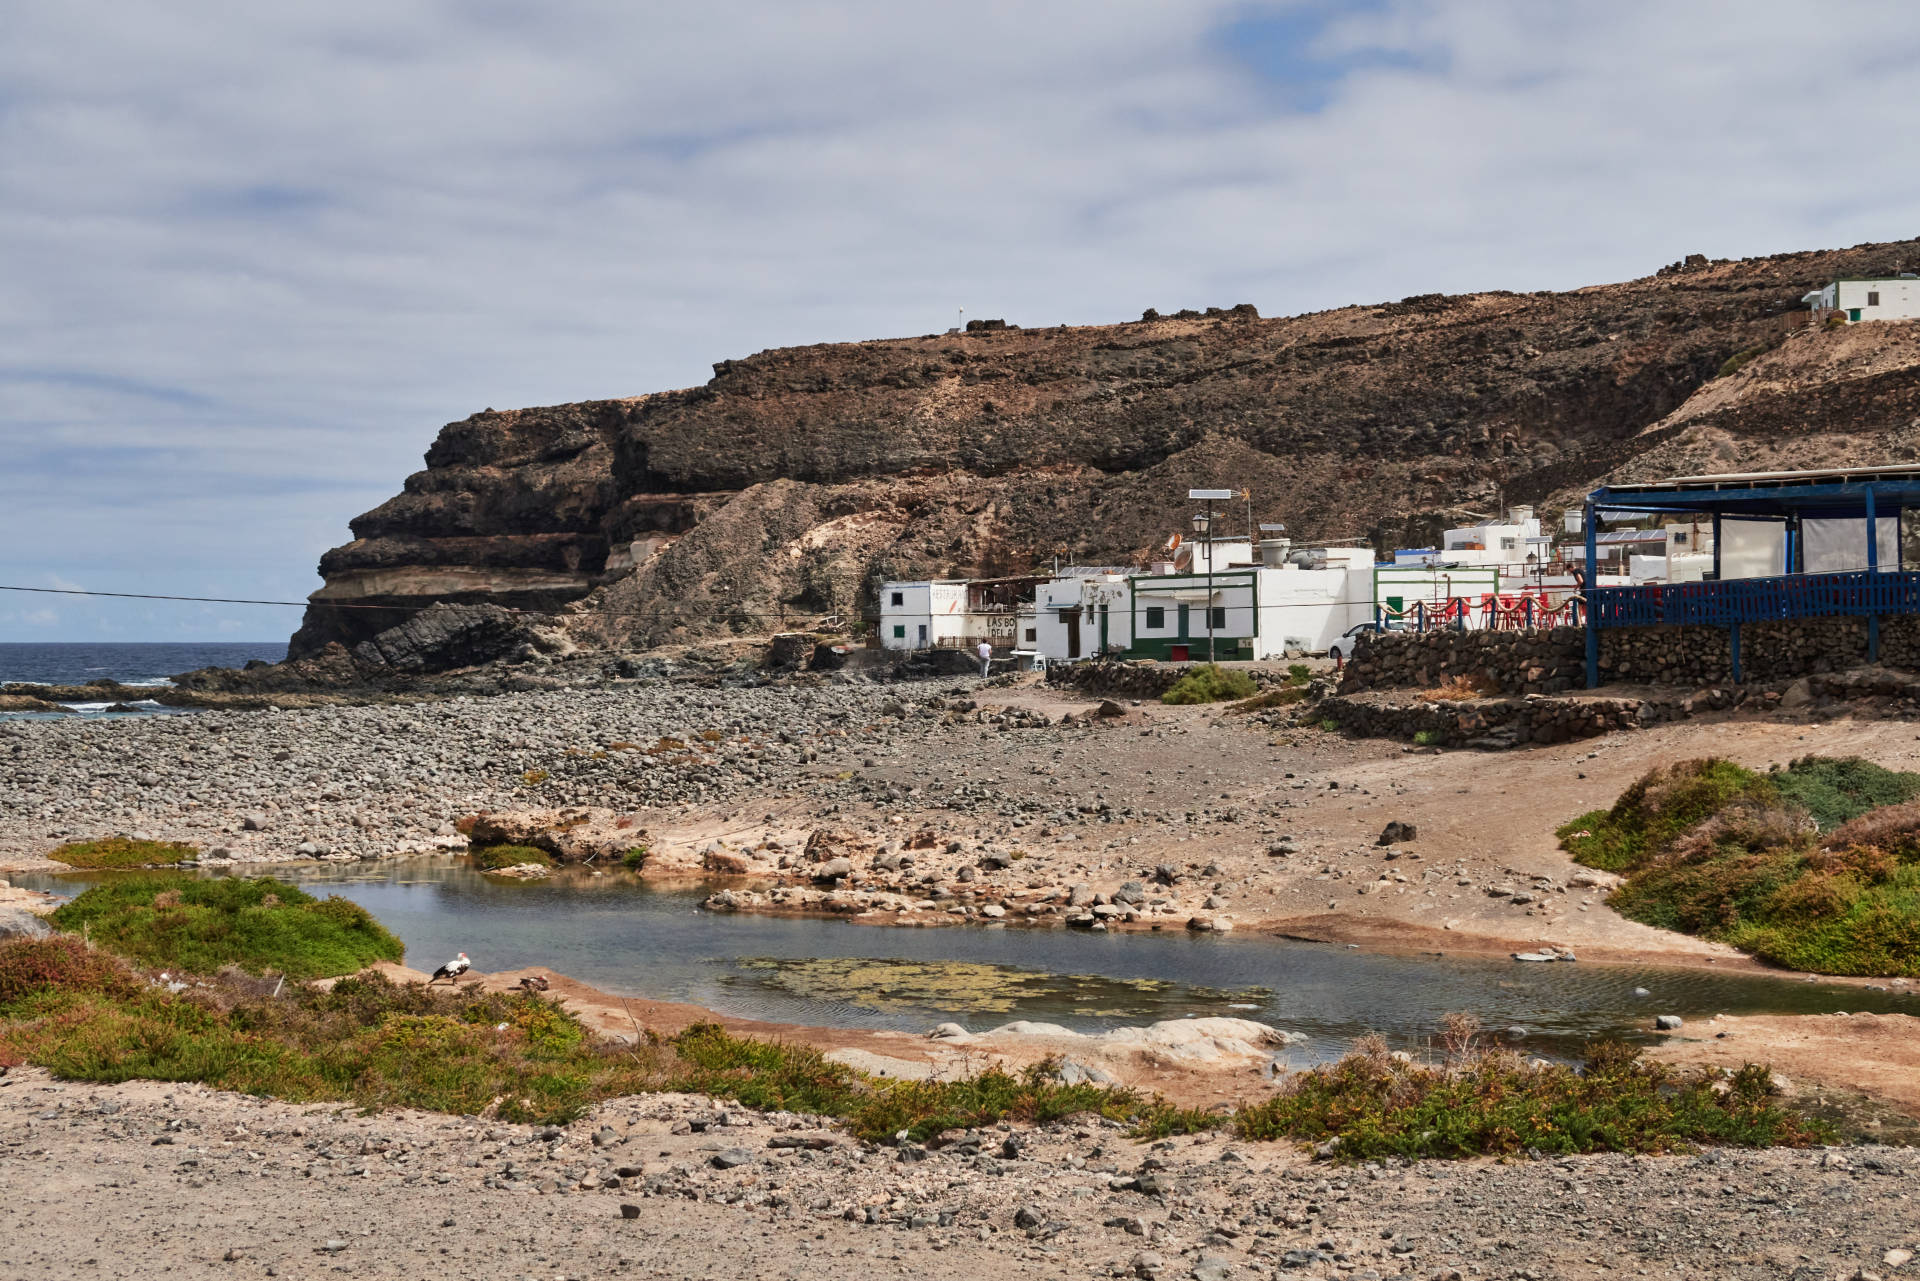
[429,952,471,985]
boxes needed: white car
[1325,621,1395,663]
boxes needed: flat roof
[1592,461,1920,517]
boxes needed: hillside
[292,239,1920,656]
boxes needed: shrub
[1770,756,1920,831]
[1286,664,1312,686]
[520,769,550,786]
[1319,718,1340,732]
[1162,665,1259,705]
[0,936,137,1011]
[1556,758,1770,872]
[1560,756,1920,975]
[1234,1038,1824,1158]
[48,876,403,980]
[1412,729,1442,747]
[472,844,556,871]
[48,838,198,869]
[621,846,649,870]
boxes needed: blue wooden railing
[1590,570,1920,629]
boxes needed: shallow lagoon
[23,857,1920,1064]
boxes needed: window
[1144,606,1165,629]
[1210,606,1227,630]
[891,625,905,639]
[890,591,903,606]
[1673,531,1688,546]
[1024,628,1036,643]
[1868,291,1881,307]
[1500,537,1516,551]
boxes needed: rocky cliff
[292,239,1920,657]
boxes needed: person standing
[976,639,993,677]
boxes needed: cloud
[5,0,1920,639]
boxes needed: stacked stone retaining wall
[1342,616,1920,693]
[1046,660,1285,701]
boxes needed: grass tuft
[48,876,403,980]
[49,838,198,869]
[471,844,556,871]
[1162,664,1258,705]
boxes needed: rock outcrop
[292,239,1920,657]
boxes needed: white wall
[1835,279,1920,322]
[1032,575,1132,662]
[878,580,972,650]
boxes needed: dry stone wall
[1315,692,1683,750]
[1339,628,1585,695]
[1342,616,1920,692]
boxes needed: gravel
[2,1065,1913,1279]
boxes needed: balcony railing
[1590,570,1920,629]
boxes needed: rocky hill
[291,238,1920,657]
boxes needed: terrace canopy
[1582,463,1920,688]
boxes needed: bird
[429,952,471,985]
[516,975,551,992]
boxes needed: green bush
[1235,1040,1823,1159]
[1770,756,1920,831]
[1286,664,1312,686]
[621,846,649,870]
[1560,756,1920,975]
[48,876,403,980]
[1556,758,1770,872]
[472,844,556,871]
[1412,729,1442,747]
[1162,664,1259,705]
[49,838,198,869]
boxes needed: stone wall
[1341,616,1920,693]
[1317,690,1701,750]
[1339,628,1585,695]
[1046,659,1285,701]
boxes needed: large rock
[351,602,549,675]
[0,907,52,941]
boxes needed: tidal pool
[22,858,1920,1064]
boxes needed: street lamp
[1189,488,1233,665]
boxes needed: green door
[1177,604,1190,638]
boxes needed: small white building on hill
[1806,277,1920,323]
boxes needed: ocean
[0,641,288,688]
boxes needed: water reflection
[22,858,1920,1064]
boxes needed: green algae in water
[727,956,1269,1020]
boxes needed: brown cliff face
[294,239,1920,656]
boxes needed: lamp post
[1188,488,1234,666]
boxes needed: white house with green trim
[1029,544,1378,664]
[1806,277,1920,323]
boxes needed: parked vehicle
[1325,620,1398,662]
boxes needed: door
[1177,603,1190,638]
[1062,609,1081,658]
[916,624,927,647]
[1098,605,1109,654]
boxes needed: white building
[1028,541,1378,664]
[1806,277,1920,323]
[877,577,1044,651]
[877,581,970,651]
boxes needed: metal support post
[1868,486,1880,663]
[1584,499,1599,689]
[1731,622,1742,683]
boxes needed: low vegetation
[48,838,198,870]
[1162,664,1259,705]
[1419,673,1498,701]
[1558,756,1920,974]
[472,844,557,871]
[1234,1033,1823,1158]
[47,876,403,980]
[0,929,1823,1157]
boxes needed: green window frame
[1210,606,1227,630]
[1144,606,1165,629]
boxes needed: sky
[6,0,1920,642]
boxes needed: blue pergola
[1583,464,1920,688]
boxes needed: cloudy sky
[5,0,1920,644]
